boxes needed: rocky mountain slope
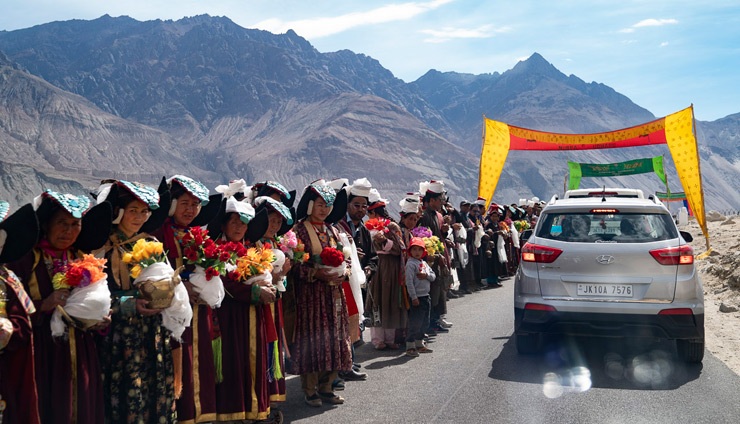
[0,15,736,210]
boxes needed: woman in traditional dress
[254,193,296,407]
[292,179,352,407]
[94,180,177,423]
[9,190,111,424]
[0,201,41,424]
[365,207,406,350]
[206,188,277,422]
[150,175,221,424]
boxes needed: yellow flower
[131,264,142,279]
[122,252,133,263]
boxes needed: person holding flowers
[365,210,407,350]
[150,175,221,424]
[254,194,298,406]
[0,201,41,424]
[94,179,178,423]
[206,192,282,422]
[292,179,353,407]
[9,190,112,424]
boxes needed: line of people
[0,175,543,424]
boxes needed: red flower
[228,270,240,281]
[66,266,86,287]
[204,245,219,259]
[182,232,193,243]
[320,247,345,267]
[205,266,220,280]
[185,249,199,263]
[219,251,231,262]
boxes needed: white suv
[514,194,704,362]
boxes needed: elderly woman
[206,192,277,422]
[292,179,352,407]
[150,175,221,424]
[94,180,176,423]
[9,190,111,424]
[0,201,41,424]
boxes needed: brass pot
[136,265,183,309]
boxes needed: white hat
[215,179,249,199]
[349,178,372,198]
[399,197,420,214]
[225,197,256,224]
[327,178,349,192]
[527,200,535,207]
[531,196,540,203]
[474,196,487,206]
[518,198,528,206]
[419,180,445,197]
[368,188,383,204]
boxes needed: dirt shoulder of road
[686,214,740,375]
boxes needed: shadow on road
[488,334,702,392]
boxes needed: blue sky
[1,0,738,121]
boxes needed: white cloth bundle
[271,249,286,292]
[51,278,111,337]
[511,225,520,249]
[497,234,508,264]
[338,232,365,317]
[189,265,225,308]
[474,225,485,249]
[454,227,469,268]
[162,283,192,342]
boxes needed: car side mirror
[679,231,693,242]
[520,229,533,244]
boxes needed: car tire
[516,333,542,354]
[676,337,704,363]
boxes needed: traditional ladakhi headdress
[399,192,421,215]
[348,178,372,199]
[254,196,295,236]
[96,179,170,233]
[367,188,388,211]
[167,175,222,227]
[296,179,347,223]
[32,189,112,252]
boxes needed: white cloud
[419,24,507,43]
[252,0,454,39]
[660,41,669,47]
[619,18,678,33]
[633,18,678,28]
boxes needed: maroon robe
[151,222,217,424]
[8,249,104,424]
[0,267,41,424]
[215,272,271,421]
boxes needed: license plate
[577,283,633,297]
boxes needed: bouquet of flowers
[50,254,111,337]
[122,239,191,340]
[122,239,167,279]
[423,236,445,257]
[180,227,226,308]
[276,230,310,264]
[365,217,391,238]
[228,247,276,286]
[411,226,433,239]
[313,245,347,278]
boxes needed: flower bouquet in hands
[228,247,276,286]
[181,227,226,308]
[122,238,191,340]
[313,245,347,279]
[365,217,391,239]
[276,230,310,264]
[50,254,112,336]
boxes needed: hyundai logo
[596,255,615,265]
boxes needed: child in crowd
[404,237,436,357]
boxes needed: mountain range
[0,14,737,211]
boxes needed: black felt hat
[0,203,39,263]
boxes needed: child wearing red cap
[404,237,436,357]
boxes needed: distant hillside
[0,16,736,210]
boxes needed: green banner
[568,156,668,191]
[655,191,686,201]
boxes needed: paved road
[280,281,740,423]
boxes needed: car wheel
[676,336,704,363]
[516,333,542,354]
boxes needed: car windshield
[536,211,678,243]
